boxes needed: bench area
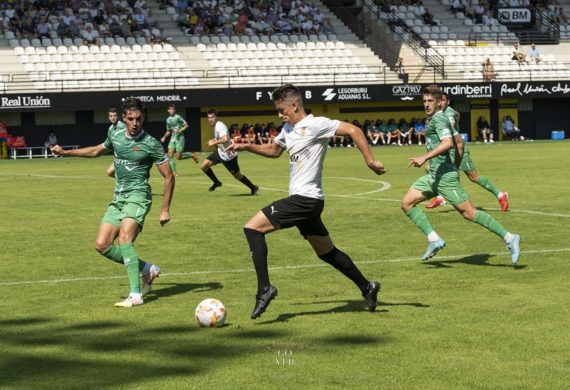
[10,145,80,159]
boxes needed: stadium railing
[10,145,80,159]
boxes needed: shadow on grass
[144,282,223,304]
[320,334,385,345]
[424,254,527,269]
[0,314,264,387]
[257,298,429,324]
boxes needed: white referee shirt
[274,114,339,200]
[214,120,237,161]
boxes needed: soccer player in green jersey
[51,98,175,307]
[426,93,509,212]
[401,85,521,264]
[106,107,126,178]
[160,104,199,176]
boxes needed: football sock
[102,244,123,264]
[204,168,220,184]
[101,244,147,271]
[475,176,500,197]
[406,207,435,236]
[427,231,441,242]
[473,210,507,238]
[318,247,369,291]
[119,243,141,294]
[244,228,270,295]
[168,157,176,174]
[239,175,256,190]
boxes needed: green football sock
[102,244,123,264]
[169,156,176,174]
[473,210,507,238]
[405,207,434,236]
[120,243,141,294]
[475,176,500,197]
[101,244,147,271]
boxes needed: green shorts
[102,191,152,228]
[459,151,475,172]
[168,136,185,153]
[412,171,469,206]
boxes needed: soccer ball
[195,298,227,328]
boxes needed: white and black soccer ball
[195,298,226,328]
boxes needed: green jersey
[425,110,457,177]
[166,114,187,142]
[444,106,469,155]
[103,128,168,196]
[108,121,126,133]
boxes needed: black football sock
[244,228,270,295]
[318,247,369,291]
[204,168,220,184]
[239,175,256,190]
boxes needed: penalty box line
[0,247,569,288]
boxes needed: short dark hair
[207,109,218,116]
[168,104,176,109]
[422,84,443,100]
[441,92,451,104]
[108,107,118,114]
[122,97,144,114]
[272,84,302,105]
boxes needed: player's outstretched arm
[227,141,284,158]
[156,161,175,226]
[409,136,453,168]
[335,121,386,175]
[51,144,108,158]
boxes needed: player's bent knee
[233,172,243,180]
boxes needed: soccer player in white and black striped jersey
[227,84,386,319]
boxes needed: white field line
[4,172,569,214]
[0,247,569,287]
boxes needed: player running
[425,93,509,212]
[228,84,386,319]
[401,85,521,264]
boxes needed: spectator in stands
[474,3,485,24]
[108,19,124,38]
[477,116,494,143]
[44,131,59,157]
[267,122,279,144]
[321,17,335,34]
[557,7,569,24]
[386,118,401,145]
[254,123,267,144]
[482,57,497,81]
[512,42,527,64]
[528,43,541,64]
[482,10,495,26]
[82,24,100,45]
[399,118,413,145]
[244,125,256,144]
[56,18,72,38]
[395,57,409,83]
[367,121,381,146]
[20,13,35,39]
[36,17,50,38]
[502,115,521,140]
[413,117,426,145]
[449,0,465,15]
[413,2,426,18]
[422,8,437,26]
[282,0,293,16]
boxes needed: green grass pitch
[1,140,569,389]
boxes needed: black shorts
[206,149,240,174]
[261,194,329,238]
